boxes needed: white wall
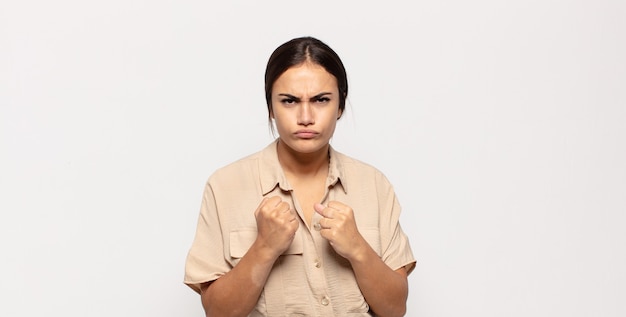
[1,1,625,316]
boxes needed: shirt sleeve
[377,172,416,275]
[183,181,230,293]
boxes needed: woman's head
[265,37,348,122]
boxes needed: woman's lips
[294,130,319,139]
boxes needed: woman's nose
[297,103,314,126]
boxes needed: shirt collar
[328,145,347,194]
[259,139,347,195]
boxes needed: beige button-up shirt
[184,141,416,316]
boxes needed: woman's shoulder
[332,148,391,183]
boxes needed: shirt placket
[311,185,341,316]
[308,211,335,316]
[285,188,334,316]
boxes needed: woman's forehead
[273,63,338,94]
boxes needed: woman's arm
[349,247,409,317]
[315,202,409,317]
[201,196,299,317]
[200,239,279,317]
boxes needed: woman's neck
[276,140,330,178]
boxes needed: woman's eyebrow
[309,92,333,100]
[278,93,301,102]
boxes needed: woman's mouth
[294,130,319,139]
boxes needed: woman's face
[271,62,342,155]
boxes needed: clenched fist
[254,196,299,259]
[314,201,368,261]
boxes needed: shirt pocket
[229,228,257,259]
[229,228,304,260]
[360,228,382,257]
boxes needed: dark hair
[264,36,348,122]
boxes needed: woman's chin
[280,138,328,155]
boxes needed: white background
[1,0,625,316]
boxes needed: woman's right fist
[253,196,299,258]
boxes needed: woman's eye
[315,97,330,103]
[281,99,296,105]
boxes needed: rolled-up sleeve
[377,172,416,274]
[184,181,230,293]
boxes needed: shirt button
[321,296,330,306]
[313,223,322,231]
[314,260,321,268]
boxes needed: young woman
[184,36,415,317]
